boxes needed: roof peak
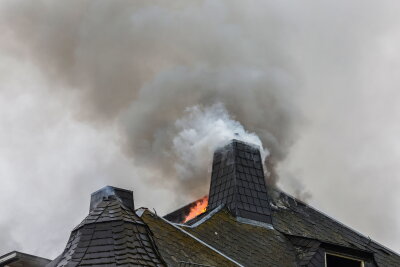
[89,185,134,212]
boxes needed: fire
[183,196,208,223]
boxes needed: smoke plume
[173,103,268,196]
[0,0,299,198]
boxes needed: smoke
[172,103,268,195]
[0,222,20,255]
[1,0,400,258]
[0,0,300,197]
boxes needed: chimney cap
[218,138,261,150]
[90,185,134,212]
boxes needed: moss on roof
[182,208,298,267]
[141,210,240,267]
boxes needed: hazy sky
[1,0,400,258]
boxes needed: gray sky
[1,0,400,258]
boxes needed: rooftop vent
[89,185,134,211]
[207,139,272,224]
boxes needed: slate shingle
[45,139,400,267]
[141,210,239,267]
[183,208,298,267]
[208,139,272,224]
[270,188,400,266]
[47,197,165,267]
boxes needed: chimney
[89,185,134,211]
[207,139,272,224]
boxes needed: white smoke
[172,103,268,195]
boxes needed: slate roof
[162,139,400,267]
[47,194,166,267]
[182,208,297,267]
[163,199,201,223]
[269,188,400,266]
[0,251,50,267]
[286,236,322,266]
[162,191,400,267]
[10,139,399,267]
[140,209,240,267]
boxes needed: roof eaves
[0,251,17,264]
[0,251,51,265]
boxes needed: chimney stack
[89,186,134,211]
[207,139,272,224]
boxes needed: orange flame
[183,196,208,223]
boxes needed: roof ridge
[94,199,111,224]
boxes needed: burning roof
[3,139,400,266]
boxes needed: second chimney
[89,186,134,212]
[207,139,272,224]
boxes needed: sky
[1,0,400,258]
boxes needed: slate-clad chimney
[207,139,272,224]
[89,185,134,211]
[47,186,166,266]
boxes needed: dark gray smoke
[0,0,300,198]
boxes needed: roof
[161,140,400,266]
[47,194,166,267]
[162,190,400,266]
[181,208,298,267]
[269,188,400,266]
[0,251,50,267]
[140,209,240,267]
[4,139,399,267]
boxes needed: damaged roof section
[4,139,399,267]
[161,139,400,266]
[163,198,203,224]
